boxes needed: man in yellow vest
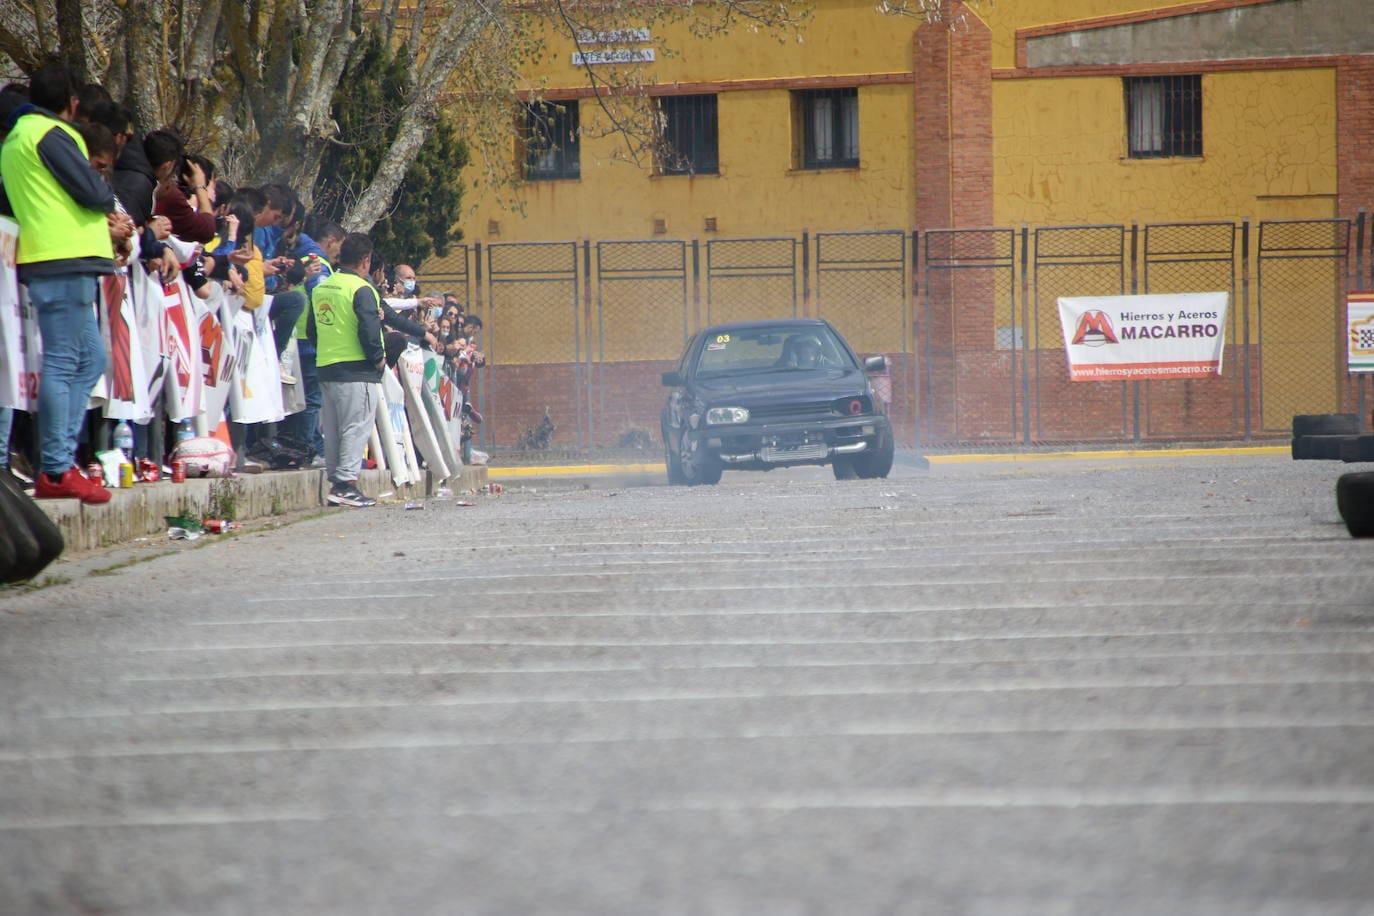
[0,64,122,504]
[306,232,385,508]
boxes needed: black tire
[664,434,686,485]
[852,429,895,479]
[679,429,722,486]
[3,472,63,562]
[0,472,63,583]
[1341,435,1374,463]
[1293,413,1361,437]
[832,457,858,480]
[1336,471,1374,537]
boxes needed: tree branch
[344,0,501,232]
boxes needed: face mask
[401,279,416,293]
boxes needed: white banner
[0,216,41,412]
[227,301,285,424]
[98,270,153,422]
[1058,292,1228,382]
[1348,291,1374,373]
[198,283,238,427]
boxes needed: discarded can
[487,482,503,495]
[171,459,186,483]
[119,462,135,489]
[204,518,227,534]
[138,458,160,483]
[404,501,424,510]
[86,463,104,487]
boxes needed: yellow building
[423,0,1374,449]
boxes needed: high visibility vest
[295,254,332,339]
[0,112,112,265]
[312,268,382,368]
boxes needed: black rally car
[661,319,895,485]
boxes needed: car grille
[748,401,834,421]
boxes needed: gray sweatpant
[320,380,376,485]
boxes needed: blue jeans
[289,340,324,456]
[269,290,306,358]
[28,275,105,475]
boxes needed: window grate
[657,95,719,175]
[524,101,580,180]
[797,88,859,169]
[1126,75,1202,159]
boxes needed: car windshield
[694,326,853,377]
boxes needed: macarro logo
[1071,310,1119,347]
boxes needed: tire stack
[0,472,64,583]
[1299,413,1374,537]
[1290,413,1372,461]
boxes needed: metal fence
[421,216,1372,453]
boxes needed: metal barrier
[420,218,1361,453]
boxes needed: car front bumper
[690,416,890,467]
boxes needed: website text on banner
[1348,291,1374,373]
[1057,292,1229,382]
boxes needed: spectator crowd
[0,63,484,509]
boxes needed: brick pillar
[1338,58,1374,221]
[913,3,994,230]
[913,5,997,442]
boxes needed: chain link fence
[1255,219,1350,433]
[421,218,1360,454]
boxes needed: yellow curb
[485,447,1288,477]
[488,463,664,478]
[926,446,1289,464]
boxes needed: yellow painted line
[926,446,1289,464]
[486,447,1288,477]
[488,463,664,478]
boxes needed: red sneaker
[34,467,112,505]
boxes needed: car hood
[691,368,868,405]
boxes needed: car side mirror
[661,370,684,387]
[863,355,887,373]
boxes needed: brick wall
[1338,58,1374,222]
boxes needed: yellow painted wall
[495,82,915,242]
[992,69,1338,226]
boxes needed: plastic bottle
[113,420,134,457]
[175,419,195,444]
[112,420,135,488]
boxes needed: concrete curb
[34,465,488,553]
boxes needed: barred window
[795,88,859,169]
[1126,75,1202,159]
[524,101,580,180]
[657,95,719,175]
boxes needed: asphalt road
[2,452,1372,914]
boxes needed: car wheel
[852,429,895,479]
[832,457,858,480]
[680,429,722,485]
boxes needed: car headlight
[705,406,750,425]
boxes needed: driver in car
[789,334,823,369]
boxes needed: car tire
[832,457,858,480]
[1293,413,1361,437]
[664,432,687,485]
[1336,471,1374,537]
[679,429,722,486]
[852,428,895,479]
